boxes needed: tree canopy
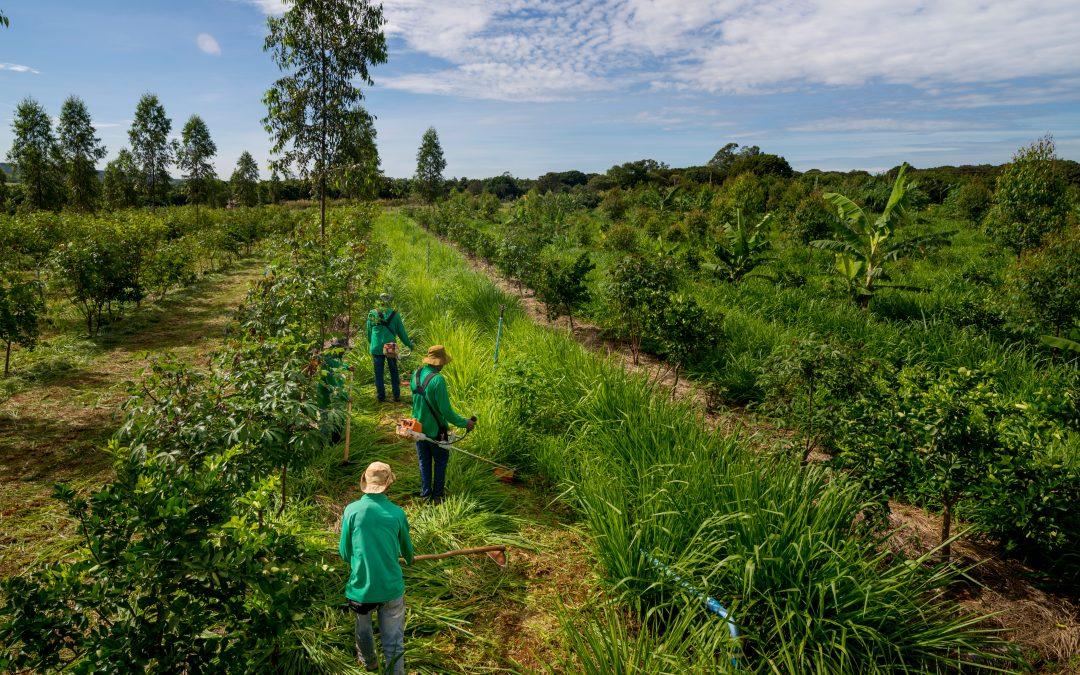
[128,94,173,205]
[7,97,62,211]
[57,96,106,211]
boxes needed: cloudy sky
[1,0,1078,178]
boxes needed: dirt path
[0,261,263,577]
[432,230,1079,669]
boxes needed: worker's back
[339,493,412,603]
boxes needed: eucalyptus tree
[102,149,139,210]
[263,0,388,241]
[57,96,106,211]
[128,94,173,205]
[335,108,381,199]
[229,151,260,207]
[7,97,63,211]
[175,115,217,226]
[415,126,446,203]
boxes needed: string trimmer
[394,417,517,482]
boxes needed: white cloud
[0,63,40,74]
[243,0,1080,103]
[197,33,222,56]
[787,118,993,133]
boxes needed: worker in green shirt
[316,337,351,444]
[365,293,414,403]
[410,345,476,503]
[339,461,414,674]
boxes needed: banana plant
[811,163,942,308]
[704,209,774,284]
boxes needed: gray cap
[378,293,393,303]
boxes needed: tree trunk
[940,495,954,561]
[671,364,680,399]
[568,314,574,331]
[278,465,288,515]
[319,174,327,244]
[4,340,11,378]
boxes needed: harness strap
[412,369,446,436]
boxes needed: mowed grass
[0,260,265,576]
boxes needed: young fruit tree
[655,294,721,394]
[911,367,1002,561]
[57,96,107,212]
[263,0,387,242]
[605,253,677,364]
[415,127,447,204]
[7,97,63,211]
[0,274,42,377]
[983,135,1069,256]
[175,115,218,228]
[1011,225,1079,344]
[535,248,594,330]
[128,94,174,206]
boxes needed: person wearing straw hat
[410,345,476,503]
[339,462,414,674]
[365,293,414,403]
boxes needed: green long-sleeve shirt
[316,353,347,409]
[338,493,414,603]
[410,365,470,438]
[365,308,414,356]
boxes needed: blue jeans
[416,439,449,500]
[373,355,400,401]
[354,595,406,675]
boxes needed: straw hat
[423,345,452,367]
[360,461,396,494]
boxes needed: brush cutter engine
[394,418,465,445]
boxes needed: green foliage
[788,192,834,243]
[103,148,140,210]
[605,253,677,363]
[534,248,594,328]
[414,127,447,203]
[57,96,106,212]
[1010,225,1080,338]
[230,151,261,207]
[175,115,218,213]
[944,178,992,223]
[335,109,381,200]
[759,334,869,462]
[705,209,773,283]
[712,172,765,222]
[984,135,1070,255]
[0,445,336,673]
[813,163,942,308]
[6,97,63,211]
[0,273,42,377]
[654,293,722,388]
[128,93,174,205]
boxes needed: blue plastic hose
[639,548,739,660]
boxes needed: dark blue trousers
[416,439,449,500]
[373,355,400,401]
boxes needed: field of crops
[406,158,1080,588]
[0,195,1076,671]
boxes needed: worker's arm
[364,315,373,349]
[399,514,414,566]
[338,510,352,562]
[432,377,470,428]
[392,314,414,350]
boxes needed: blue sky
[2,0,1079,179]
